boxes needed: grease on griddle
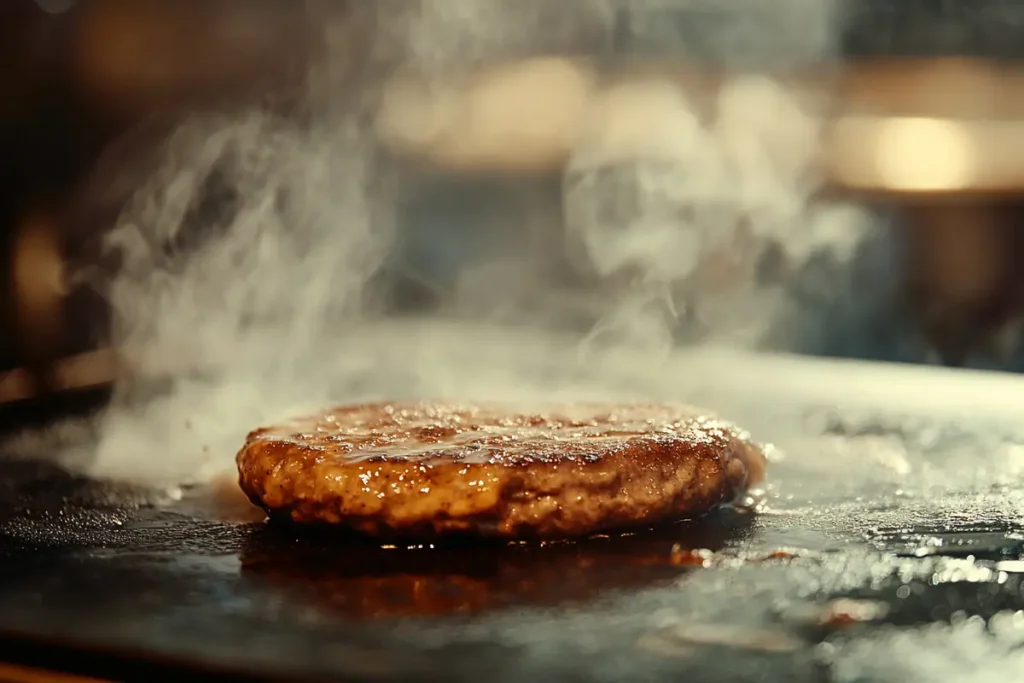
[207,473,267,524]
[0,459,180,552]
[238,512,753,619]
[669,545,808,569]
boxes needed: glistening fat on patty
[236,401,766,538]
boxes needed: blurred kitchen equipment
[378,56,1024,366]
[824,58,1024,366]
[6,0,1024,412]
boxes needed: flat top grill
[1,325,1023,683]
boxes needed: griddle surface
[3,337,1024,683]
[3,410,1024,683]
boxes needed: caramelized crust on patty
[236,401,766,539]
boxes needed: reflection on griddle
[240,511,755,619]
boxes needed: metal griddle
[2,324,1024,683]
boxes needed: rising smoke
[37,0,911,486]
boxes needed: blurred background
[5,0,1024,419]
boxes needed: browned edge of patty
[236,401,767,539]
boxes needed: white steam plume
[562,73,892,357]
[89,109,387,484]
[26,0,907,487]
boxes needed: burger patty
[236,401,767,538]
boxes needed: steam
[561,58,895,357]
[80,107,388,483]
[43,0,906,486]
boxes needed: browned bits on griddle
[759,550,800,562]
[235,401,767,539]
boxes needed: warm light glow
[873,117,976,191]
